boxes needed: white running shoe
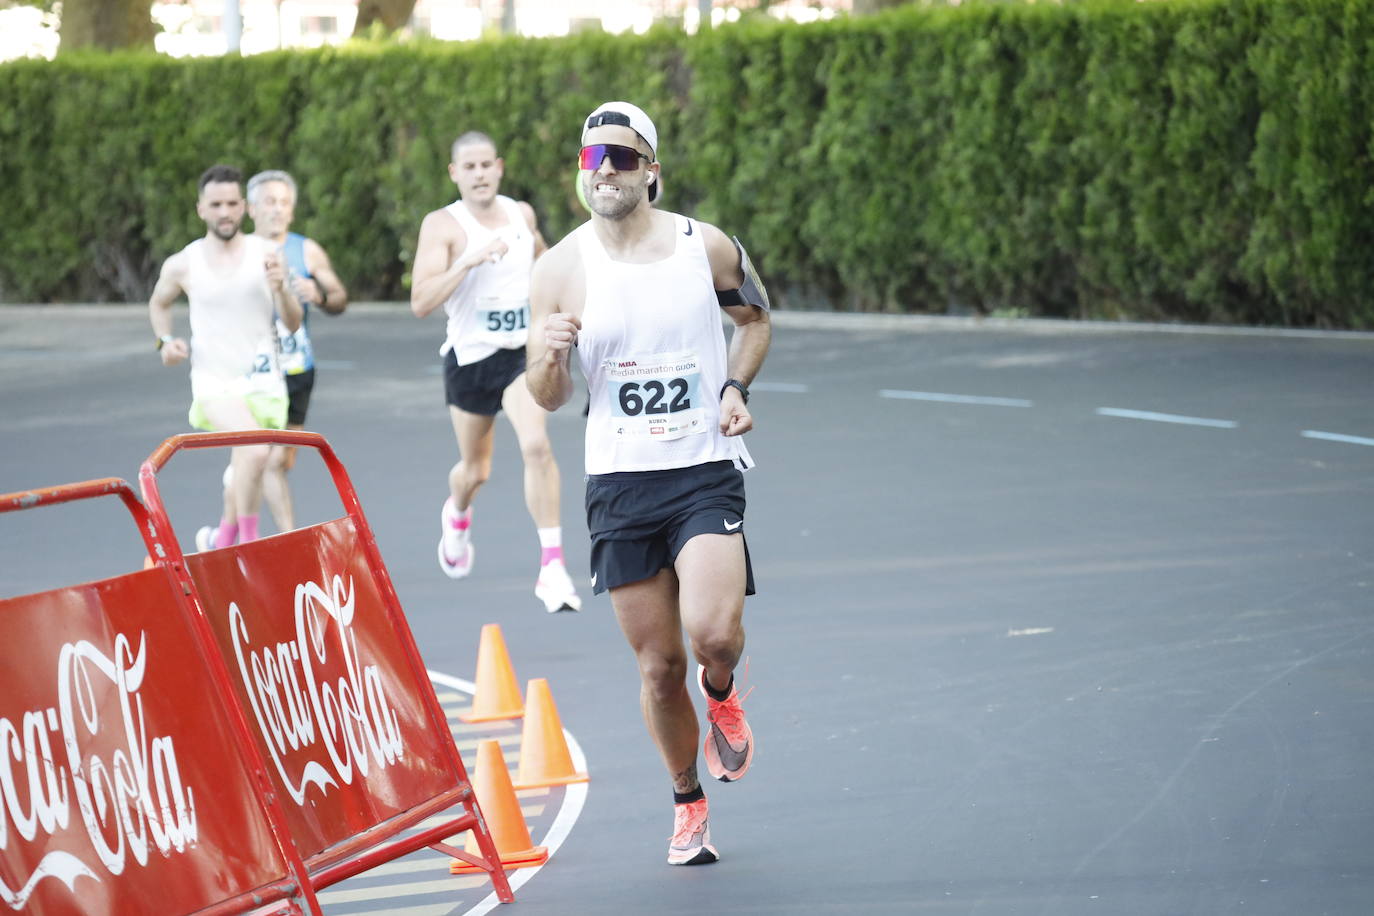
[535,559,582,613]
[195,525,217,552]
[437,501,474,579]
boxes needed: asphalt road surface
[2,305,1372,915]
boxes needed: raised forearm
[275,283,303,333]
[147,264,181,339]
[316,271,348,314]
[726,308,771,385]
[527,349,574,411]
[148,299,174,338]
[410,259,471,318]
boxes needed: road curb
[5,302,1374,341]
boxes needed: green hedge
[2,0,1372,327]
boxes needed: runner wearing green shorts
[148,164,303,548]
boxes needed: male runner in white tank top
[194,169,351,553]
[527,102,772,866]
[411,131,581,613]
[148,164,303,547]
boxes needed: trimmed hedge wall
[2,0,1372,327]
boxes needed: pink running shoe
[667,798,718,866]
[697,665,754,783]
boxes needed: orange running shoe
[667,798,718,866]
[697,664,754,782]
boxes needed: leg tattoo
[672,763,701,796]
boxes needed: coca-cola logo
[230,574,405,806]
[1,633,197,908]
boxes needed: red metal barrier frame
[138,430,514,904]
[0,478,320,915]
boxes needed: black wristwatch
[720,378,749,404]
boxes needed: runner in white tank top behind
[194,169,351,553]
[527,102,772,866]
[411,131,581,613]
[148,164,303,547]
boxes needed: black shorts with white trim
[584,459,755,596]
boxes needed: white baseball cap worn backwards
[583,101,660,201]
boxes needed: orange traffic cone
[460,624,524,722]
[513,678,589,790]
[450,739,549,874]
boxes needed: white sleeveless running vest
[574,213,754,475]
[180,234,284,401]
[440,195,535,367]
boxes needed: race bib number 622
[604,351,706,441]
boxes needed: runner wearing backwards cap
[526,101,773,865]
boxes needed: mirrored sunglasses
[579,143,650,171]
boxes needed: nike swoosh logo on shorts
[724,519,743,532]
[683,221,694,237]
[590,572,598,587]
[710,725,749,772]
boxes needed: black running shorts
[285,369,315,427]
[443,346,527,416]
[584,459,755,596]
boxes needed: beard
[210,219,241,241]
[583,172,644,220]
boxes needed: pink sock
[447,501,471,531]
[214,520,239,549]
[238,514,260,543]
[540,546,564,566]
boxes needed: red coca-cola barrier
[0,478,318,915]
[137,430,514,904]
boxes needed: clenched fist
[543,312,581,354]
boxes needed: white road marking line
[324,670,588,911]
[432,676,589,916]
[751,381,810,393]
[1302,430,1374,447]
[879,389,1033,408]
[1007,627,1055,637]
[333,903,472,916]
[364,856,464,877]
[451,734,521,752]
[1095,407,1237,428]
[317,877,484,905]
[407,801,547,840]
[449,722,520,739]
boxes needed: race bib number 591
[604,351,706,441]
[474,297,530,349]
